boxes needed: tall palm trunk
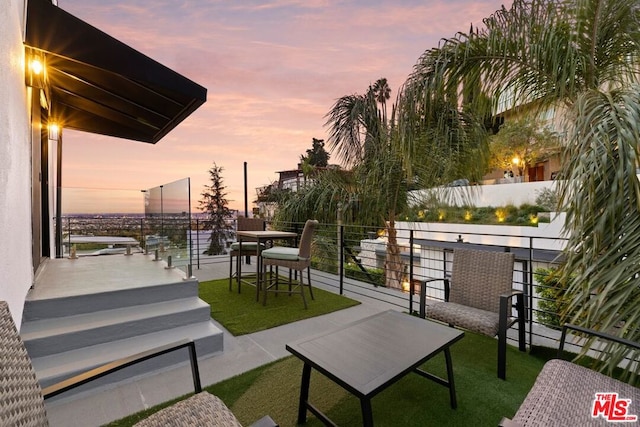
[384,218,404,289]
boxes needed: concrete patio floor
[44,259,395,427]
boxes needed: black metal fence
[58,216,567,348]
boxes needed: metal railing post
[528,237,534,350]
[409,230,414,314]
[339,224,344,295]
[419,280,426,319]
[165,255,174,269]
[196,218,200,269]
[140,218,145,254]
[67,217,71,258]
[337,203,344,295]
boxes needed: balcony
[32,216,626,426]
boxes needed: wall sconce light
[48,123,60,141]
[25,47,46,89]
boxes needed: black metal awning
[25,0,207,143]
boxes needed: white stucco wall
[409,180,558,208]
[0,0,34,328]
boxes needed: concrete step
[32,320,223,396]
[23,279,199,321]
[21,298,212,358]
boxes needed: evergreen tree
[300,138,330,167]
[199,163,233,255]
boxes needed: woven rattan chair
[0,301,277,427]
[500,324,640,426]
[260,220,318,309]
[419,247,526,380]
[229,217,266,293]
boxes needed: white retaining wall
[408,180,558,208]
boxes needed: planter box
[395,213,566,252]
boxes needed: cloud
[60,0,506,212]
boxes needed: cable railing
[255,220,568,349]
[57,215,569,348]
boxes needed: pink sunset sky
[59,0,507,214]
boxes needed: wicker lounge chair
[0,301,277,427]
[419,247,526,379]
[260,220,318,309]
[500,324,640,426]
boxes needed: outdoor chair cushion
[427,301,500,337]
[230,242,264,251]
[508,359,640,426]
[261,247,301,261]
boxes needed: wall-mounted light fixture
[25,47,46,89]
[48,123,60,141]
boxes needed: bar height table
[235,230,297,303]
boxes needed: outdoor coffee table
[286,310,464,426]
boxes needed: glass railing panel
[143,178,192,274]
[54,183,194,275]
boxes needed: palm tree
[398,0,640,382]
[372,78,391,124]
[321,76,488,289]
[323,85,408,288]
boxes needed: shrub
[403,203,548,226]
[344,263,385,287]
[534,267,573,329]
[311,234,339,274]
[535,187,558,211]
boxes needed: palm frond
[558,86,640,382]
[397,0,640,381]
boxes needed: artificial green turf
[198,277,361,335]
[105,327,552,427]
[208,331,549,427]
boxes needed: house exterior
[1,0,206,328]
[1,1,33,328]
[255,164,342,219]
[481,87,567,185]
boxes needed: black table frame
[286,310,464,426]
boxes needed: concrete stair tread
[23,279,199,321]
[20,297,208,340]
[31,321,222,385]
